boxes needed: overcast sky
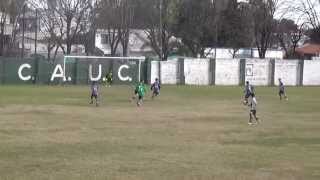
[275,0,320,24]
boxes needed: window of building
[101,34,109,44]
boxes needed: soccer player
[132,82,140,100]
[105,72,113,87]
[136,81,146,107]
[248,95,259,125]
[243,81,255,105]
[90,81,99,107]
[278,78,288,101]
[151,78,161,99]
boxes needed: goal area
[62,56,146,85]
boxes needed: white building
[205,48,284,59]
[95,29,154,56]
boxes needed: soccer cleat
[248,122,254,125]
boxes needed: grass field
[0,85,319,180]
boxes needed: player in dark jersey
[278,78,288,101]
[90,81,99,106]
[248,95,259,125]
[243,81,255,105]
[105,72,113,87]
[151,78,161,99]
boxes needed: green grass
[0,85,319,180]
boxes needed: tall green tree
[173,0,217,58]
[219,0,253,58]
[250,0,279,58]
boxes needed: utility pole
[35,9,38,55]
[21,4,26,59]
[159,0,163,61]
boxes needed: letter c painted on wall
[118,65,132,82]
[18,64,32,81]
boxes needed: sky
[275,0,320,25]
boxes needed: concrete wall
[160,60,179,84]
[215,59,240,85]
[245,59,271,86]
[303,60,320,86]
[151,58,320,86]
[184,58,210,85]
[274,60,299,86]
[150,61,159,84]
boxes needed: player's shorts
[138,95,143,100]
[153,90,160,96]
[134,90,138,95]
[279,90,285,95]
[91,93,98,99]
[245,92,252,99]
[250,110,256,114]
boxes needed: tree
[275,19,305,58]
[135,0,178,60]
[294,0,320,43]
[54,0,92,55]
[0,0,10,56]
[0,0,26,56]
[173,0,217,58]
[118,0,134,57]
[250,0,279,58]
[97,0,125,56]
[219,0,253,58]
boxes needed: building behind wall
[204,48,285,59]
[95,29,155,57]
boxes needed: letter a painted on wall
[18,64,32,81]
[51,64,65,82]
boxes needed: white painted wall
[150,61,159,84]
[303,60,320,86]
[215,59,240,85]
[151,58,320,86]
[160,60,179,84]
[245,59,271,86]
[274,60,299,86]
[184,59,210,85]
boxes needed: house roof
[296,43,320,55]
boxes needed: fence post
[239,59,246,86]
[33,57,39,84]
[298,60,304,86]
[158,61,161,84]
[210,58,216,85]
[0,58,3,85]
[73,59,78,85]
[270,59,276,86]
[178,58,185,85]
[1,58,6,84]
[146,59,151,84]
